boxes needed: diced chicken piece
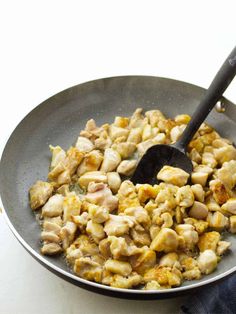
[145,110,166,127]
[212,138,232,148]
[87,203,109,223]
[149,224,161,240]
[43,220,61,235]
[188,201,208,220]
[104,260,132,276]
[144,281,162,290]
[42,194,64,217]
[78,171,107,189]
[72,212,89,231]
[94,131,112,150]
[159,212,173,228]
[64,147,84,175]
[75,136,94,153]
[49,145,66,169]
[106,172,121,193]
[159,253,180,269]
[229,216,236,233]
[129,108,146,128]
[183,269,202,280]
[207,211,228,230]
[130,228,151,246]
[157,166,189,187]
[214,145,236,165]
[209,180,229,205]
[137,139,155,156]
[189,148,202,164]
[109,273,142,289]
[104,214,135,236]
[124,206,150,226]
[174,114,191,124]
[216,241,231,255]
[73,235,99,256]
[29,181,53,210]
[216,160,236,189]
[202,152,217,168]
[112,142,136,159]
[60,221,77,249]
[117,160,137,176]
[170,125,186,142]
[63,192,81,222]
[117,180,140,213]
[142,124,152,141]
[137,184,159,203]
[144,266,182,287]
[130,248,156,274]
[41,231,61,243]
[176,186,194,207]
[150,228,179,253]
[155,183,177,210]
[198,231,220,252]
[107,236,141,259]
[152,133,166,144]
[197,250,218,274]
[86,182,118,212]
[114,116,129,128]
[41,243,62,255]
[44,216,63,226]
[175,224,199,249]
[66,246,83,264]
[157,119,176,135]
[205,195,221,212]
[221,198,236,215]
[56,184,70,196]
[191,184,205,202]
[86,220,105,243]
[74,257,103,282]
[77,150,103,176]
[191,172,208,186]
[127,128,142,144]
[100,148,121,172]
[109,125,129,141]
[183,218,208,234]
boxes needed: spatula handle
[176,46,236,151]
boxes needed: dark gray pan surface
[0,76,236,299]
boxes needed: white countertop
[1,1,236,313]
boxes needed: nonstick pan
[1,76,236,300]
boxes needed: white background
[0,1,236,313]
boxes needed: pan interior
[1,76,236,294]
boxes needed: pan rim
[0,75,236,297]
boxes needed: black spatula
[131,46,236,185]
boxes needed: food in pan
[29,108,236,290]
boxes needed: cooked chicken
[29,181,53,210]
[107,172,121,193]
[197,250,218,274]
[77,150,103,176]
[100,148,121,172]
[42,194,64,217]
[157,166,189,187]
[30,107,236,290]
[150,228,179,253]
[78,171,107,189]
[117,160,137,176]
[85,182,118,212]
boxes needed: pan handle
[175,46,236,151]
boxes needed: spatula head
[131,144,193,185]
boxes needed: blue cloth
[181,274,236,314]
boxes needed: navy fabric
[181,274,236,314]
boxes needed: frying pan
[1,76,236,300]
